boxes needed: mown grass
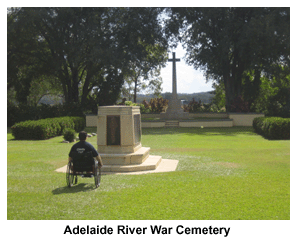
[7,127,290,220]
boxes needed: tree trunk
[133,77,138,103]
[72,67,79,103]
[64,67,80,104]
[223,73,234,112]
[80,66,90,107]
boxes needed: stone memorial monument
[97,106,163,173]
[160,52,189,120]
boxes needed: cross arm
[168,58,180,62]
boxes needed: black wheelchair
[66,151,101,188]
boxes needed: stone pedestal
[160,97,189,120]
[97,106,162,173]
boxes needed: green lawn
[7,127,290,220]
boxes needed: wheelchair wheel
[94,162,101,188]
[66,161,74,187]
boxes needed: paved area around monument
[55,159,179,175]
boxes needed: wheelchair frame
[66,151,101,188]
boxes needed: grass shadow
[52,183,98,195]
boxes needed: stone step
[101,155,162,173]
[165,121,179,128]
[100,147,150,165]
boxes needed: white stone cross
[168,52,180,98]
[160,52,189,119]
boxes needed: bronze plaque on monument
[107,115,121,145]
[134,114,141,144]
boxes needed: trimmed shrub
[63,128,76,142]
[71,116,86,132]
[148,97,168,113]
[252,117,265,135]
[11,119,55,140]
[253,117,290,140]
[11,116,85,140]
[55,117,75,134]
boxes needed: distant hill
[38,95,64,105]
[136,91,215,104]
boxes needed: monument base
[100,146,150,165]
[160,110,189,120]
[101,154,163,173]
[98,143,142,154]
[161,95,189,120]
[97,105,178,173]
[99,145,164,172]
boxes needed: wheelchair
[66,151,101,188]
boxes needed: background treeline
[135,91,214,104]
[8,7,168,113]
[8,7,290,127]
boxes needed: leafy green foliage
[183,98,224,113]
[136,92,215,104]
[248,66,290,117]
[183,98,202,112]
[211,82,226,111]
[27,77,63,106]
[144,97,169,113]
[11,117,85,140]
[8,7,168,107]
[122,43,167,103]
[7,8,46,104]
[164,7,290,111]
[63,128,76,142]
[119,100,151,114]
[7,103,84,127]
[253,117,290,140]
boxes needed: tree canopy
[8,7,290,115]
[8,7,168,107]
[122,43,168,102]
[164,7,290,111]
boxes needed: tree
[27,76,63,106]
[8,8,48,104]
[253,65,290,117]
[122,43,167,102]
[164,7,290,111]
[211,82,226,111]
[8,7,168,107]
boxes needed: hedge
[253,117,290,140]
[11,116,85,140]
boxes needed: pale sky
[160,43,214,94]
